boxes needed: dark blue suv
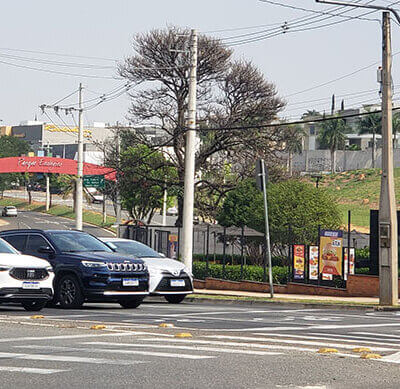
[0,229,149,309]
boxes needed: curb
[185,295,377,311]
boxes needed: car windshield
[48,232,113,253]
[0,238,19,254]
[109,240,161,258]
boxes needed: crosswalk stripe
[202,335,395,351]
[0,366,67,374]
[255,333,400,347]
[351,332,400,340]
[0,352,146,365]
[84,342,282,356]
[17,345,215,360]
[307,332,400,345]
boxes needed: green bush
[192,254,286,267]
[355,267,370,275]
[192,261,289,284]
[355,247,369,260]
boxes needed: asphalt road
[3,189,178,226]
[0,303,400,388]
[0,210,115,237]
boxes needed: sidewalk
[193,288,385,306]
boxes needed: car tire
[164,294,186,304]
[57,274,84,309]
[118,297,144,309]
[22,300,47,311]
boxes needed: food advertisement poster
[293,244,305,280]
[319,230,343,276]
[349,247,355,275]
[309,245,319,280]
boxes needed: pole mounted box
[255,159,268,191]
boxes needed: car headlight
[45,266,54,273]
[81,261,107,268]
[0,266,11,272]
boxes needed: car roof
[0,229,88,235]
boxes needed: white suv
[0,238,54,311]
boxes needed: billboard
[319,230,343,276]
[293,244,305,280]
[309,245,319,280]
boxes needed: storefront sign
[293,244,305,280]
[319,230,343,276]
[309,245,319,280]
[344,248,349,281]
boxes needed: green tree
[217,179,341,252]
[119,144,178,224]
[357,110,381,168]
[0,136,31,197]
[392,112,400,149]
[318,117,348,173]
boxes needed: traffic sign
[83,175,105,189]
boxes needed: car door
[2,234,27,252]
[24,234,55,260]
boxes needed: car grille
[155,276,192,292]
[106,263,145,272]
[9,268,48,280]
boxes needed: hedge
[193,261,289,285]
[192,254,287,267]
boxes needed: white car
[0,238,54,311]
[2,206,17,217]
[166,207,178,216]
[101,238,193,304]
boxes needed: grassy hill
[304,168,400,231]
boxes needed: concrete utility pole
[316,0,400,306]
[75,83,84,231]
[162,181,167,227]
[181,29,197,273]
[115,122,122,231]
[45,173,50,211]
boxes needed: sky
[0,0,399,127]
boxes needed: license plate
[123,278,139,286]
[22,282,40,290]
[170,279,185,287]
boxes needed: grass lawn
[0,197,116,231]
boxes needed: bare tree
[118,27,286,224]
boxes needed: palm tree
[357,111,381,168]
[318,117,348,174]
[284,124,305,176]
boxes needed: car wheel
[22,300,47,311]
[118,297,144,309]
[164,294,186,304]
[57,274,84,309]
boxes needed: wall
[290,149,400,172]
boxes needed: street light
[316,0,398,306]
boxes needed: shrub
[192,261,289,284]
[192,254,286,267]
[355,247,369,260]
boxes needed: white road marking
[351,332,400,339]
[0,352,146,365]
[382,351,400,363]
[307,332,400,345]
[256,333,400,347]
[0,366,67,374]
[202,335,395,351]
[18,345,215,360]
[84,342,282,356]
[0,332,140,343]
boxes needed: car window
[26,234,51,254]
[110,240,161,258]
[48,231,113,253]
[2,235,27,252]
[0,238,19,254]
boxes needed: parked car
[0,230,149,309]
[166,206,178,216]
[101,237,193,304]
[0,237,54,311]
[2,206,17,217]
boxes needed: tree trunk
[27,190,32,205]
[331,149,336,174]
[288,151,293,177]
[372,130,376,169]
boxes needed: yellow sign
[44,124,92,138]
[319,230,343,276]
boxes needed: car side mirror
[158,253,166,258]
[38,246,55,254]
